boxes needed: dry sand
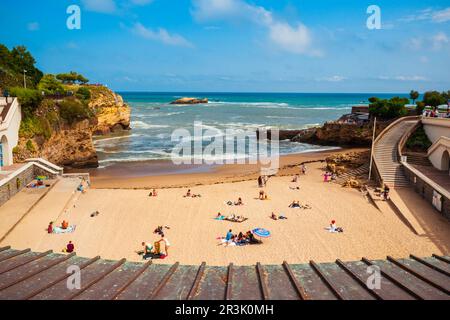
[2,161,449,266]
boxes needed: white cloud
[379,75,428,81]
[81,0,117,13]
[132,23,193,47]
[407,37,423,50]
[27,22,40,31]
[316,75,347,82]
[400,7,450,23]
[432,32,449,50]
[191,0,320,56]
[432,7,450,22]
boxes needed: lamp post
[23,69,27,89]
[368,117,377,181]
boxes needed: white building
[422,117,450,174]
[0,97,21,167]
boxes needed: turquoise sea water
[94,92,410,167]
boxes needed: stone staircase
[334,163,370,185]
[373,120,419,188]
[403,152,432,167]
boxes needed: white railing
[25,158,64,173]
[0,97,19,130]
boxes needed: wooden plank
[309,260,344,300]
[24,255,101,300]
[256,262,270,300]
[282,261,309,300]
[362,257,425,300]
[335,259,383,300]
[432,254,450,264]
[111,260,153,300]
[0,250,53,275]
[410,255,450,277]
[0,253,75,292]
[225,263,233,300]
[0,246,11,253]
[66,258,126,300]
[146,262,179,300]
[186,262,206,300]
[387,256,449,295]
[0,248,31,263]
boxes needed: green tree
[9,87,43,116]
[369,96,409,119]
[76,87,91,100]
[59,99,93,124]
[38,74,65,95]
[409,90,419,104]
[56,71,89,84]
[422,91,446,108]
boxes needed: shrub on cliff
[19,114,52,140]
[38,74,65,95]
[76,87,91,100]
[9,87,43,116]
[369,96,408,119]
[59,99,93,124]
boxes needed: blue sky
[1,0,449,92]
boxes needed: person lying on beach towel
[289,186,300,190]
[271,212,287,220]
[225,214,248,223]
[215,213,225,220]
[53,225,76,234]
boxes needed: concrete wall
[0,98,21,166]
[404,165,450,220]
[422,117,450,145]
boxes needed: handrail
[25,158,64,172]
[371,116,420,187]
[397,120,422,159]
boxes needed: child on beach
[259,190,265,200]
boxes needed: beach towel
[215,216,225,220]
[53,225,76,234]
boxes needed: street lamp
[23,69,27,89]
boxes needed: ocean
[93,92,408,167]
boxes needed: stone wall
[404,166,450,220]
[0,164,59,207]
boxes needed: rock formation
[170,97,208,104]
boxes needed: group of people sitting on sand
[288,200,311,209]
[218,229,262,246]
[216,212,247,223]
[47,220,71,233]
[139,228,171,259]
[148,189,158,197]
[322,171,337,183]
[183,189,201,198]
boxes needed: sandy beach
[2,151,449,266]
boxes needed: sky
[1,0,449,93]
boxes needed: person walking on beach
[301,164,307,175]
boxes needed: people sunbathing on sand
[271,212,287,220]
[61,220,69,230]
[149,189,158,197]
[289,200,301,208]
[225,214,247,223]
[235,197,244,205]
[291,175,299,183]
[327,220,344,233]
[218,229,261,246]
[184,189,201,198]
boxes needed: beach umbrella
[252,228,271,238]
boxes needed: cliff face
[88,86,131,135]
[13,86,131,168]
[290,122,389,146]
